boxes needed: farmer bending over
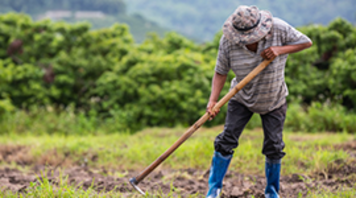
[206,5,312,198]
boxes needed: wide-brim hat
[223,5,273,45]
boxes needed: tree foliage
[0,13,355,132]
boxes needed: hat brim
[223,10,273,45]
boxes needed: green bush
[0,105,130,136]
[328,49,356,109]
[1,13,356,132]
[285,102,356,133]
[0,98,15,120]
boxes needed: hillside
[0,0,169,43]
[125,0,356,42]
[1,0,354,43]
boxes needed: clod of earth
[0,141,355,197]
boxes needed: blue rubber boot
[265,157,281,198]
[206,151,232,198]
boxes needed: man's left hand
[260,42,313,60]
[260,46,282,60]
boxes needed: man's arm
[261,41,313,60]
[207,72,227,120]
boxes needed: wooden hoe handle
[129,58,274,193]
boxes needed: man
[206,5,312,198]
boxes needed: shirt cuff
[215,67,229,75]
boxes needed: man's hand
[261,42,313,60]
[207,100,220,121]
[260,46,282,60]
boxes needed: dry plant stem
[132,58,275,184]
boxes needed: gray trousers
[214,99,287,160]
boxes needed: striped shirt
[215,17,311,114]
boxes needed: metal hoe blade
[129,177,145,195]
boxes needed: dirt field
[0,141,355,197]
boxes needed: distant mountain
[125,0,356,42]
[1,0,355,43]
[0,0,126,15]
[0,0,169,43]
[65,13,169,43]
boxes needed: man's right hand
[207,71,227,121]
[206,101,220,121]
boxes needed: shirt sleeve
[214,35,231,75]
[279,19,312,46]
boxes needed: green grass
[2,101,356,137]
[0,127,354,175]
[0,173,123,198]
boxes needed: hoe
[129,58,274,195]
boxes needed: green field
[0,126,355,197]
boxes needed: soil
[0,141,355,197]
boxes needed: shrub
[1,13,356,132]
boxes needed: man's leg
[206,100,253,198]
[260,103,287,198]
